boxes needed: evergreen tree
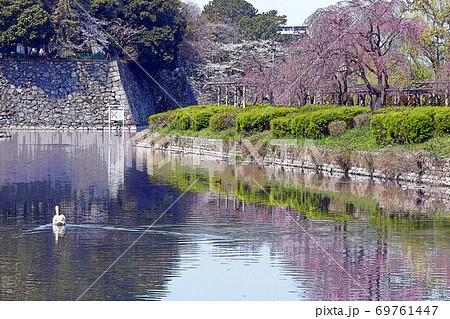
[0,0,52,51]
[51,0,80,53]
[239,10,287,41]
[201,0,287,42]
[124,0,186,68]
[202,0,257,25]
[90,0,122,20]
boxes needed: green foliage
[328,121,347,137]
[290,106,369,138]
[0,0,52,50]
[149,105,450,154]
[125,0,186,68]
[209,109,238,131]
[404,0,450,75]
[239,10,287,41]
[370,109,435,144]
[235,106,300,133]
[167,108,191,130]
[91,0,121,19]
[289,113,313,138]
[148,110,173,129]
[0,0,187,70]
[161,104,237,131]
[51,0,81,52]
[191,108,217,130]
[270,116,292,138]
[434,109,450,136]
[202,0,257,24]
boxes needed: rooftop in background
[279,25,308,38]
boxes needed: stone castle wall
[0,59,196,130]
[0,59,134,130]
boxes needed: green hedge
[148,105,449,145]
[434,109,450,136]
[370,107,450,144]
[167,109,191,130]
[163,104,236,131]
[148,111,172,129]
[270,117,292,138]
[236,106,301,133]
[209,108,239,131]
[289,106,369,138]
[370,110,434,144]
[289,113,313,138]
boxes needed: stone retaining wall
[0,59,136,129]
[0,59,197,130]
[133,131,450,187]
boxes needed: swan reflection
[52,225,65,243]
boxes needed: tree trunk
[375,90,386,110]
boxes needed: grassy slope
[155,124,450,158]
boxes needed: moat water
[0,132,448,300]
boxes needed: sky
[186,0,341,25]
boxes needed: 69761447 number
[375,306,438,316]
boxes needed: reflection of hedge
[154,161,448,231]
[370,107,449,144]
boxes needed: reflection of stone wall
[0,131,134,223]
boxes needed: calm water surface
[0,132,448,301]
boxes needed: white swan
[52,206,66,226]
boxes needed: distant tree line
[0,0,288,72]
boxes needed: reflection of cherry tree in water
[176,184,448,300]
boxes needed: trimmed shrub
[290,113,313,138]
[190,105,240,131]
[434,109,450,136]
[370,110,434,144]
[191,108,216,130]
[148,111,172,129]
[402,111,434,143]
[236,106,300,133]
[291,106,369,138]
[270,117,292,138]
[210,111,238,131]
[308,106,368,138]
[167,109,191,130]
[163,105,238,131]
[328,121,347,136]
[354,113,372,127]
